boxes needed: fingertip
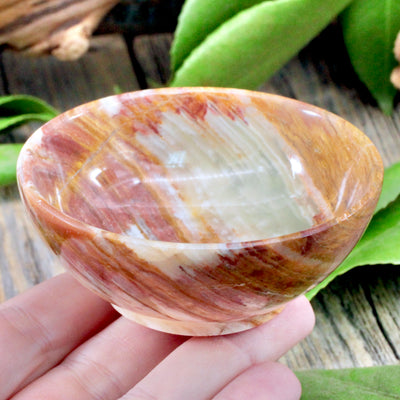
[275,295,315,336]
[214,361,301,400]
[260,362,302,400]
[289,295,316,335]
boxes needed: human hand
[0,273,314,400]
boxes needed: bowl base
[112,304,284,336]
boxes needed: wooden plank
[287,267,400,370]
[99,0,184,36]
[2,34,139,111]
[0,63,6,95]
[133,33,172,86]
[132,29,400,370]
[0,185,63,302]
[0,34,140,300]
[0,56,12,144]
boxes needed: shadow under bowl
[17,87,383,336]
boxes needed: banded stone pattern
[17,88,383,335]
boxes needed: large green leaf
[0,113,57,132]
[340,0,400,115]
[0,94,58,186]
[0,94,58,133]
[170,0,353,88]
[170,0,267,73]
[376,160,400,212]
[297,365,400,399]
[0,94,58,117]
[0,143,24,187]
[306,161,400,299]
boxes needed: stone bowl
[17,87,383,336]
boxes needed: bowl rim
[17,87,384,249]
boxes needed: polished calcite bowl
[17,88,383,336]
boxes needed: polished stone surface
[17,88,383,335]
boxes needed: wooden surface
[1,26,400,371]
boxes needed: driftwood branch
[0,0,119,60]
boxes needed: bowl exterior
[18,183,377,336]
[17,88,383,335]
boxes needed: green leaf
[0,94,58,115]
[340,0,400,115]
[170,0,353,88]
[297,365,400,399]
[0,95,57,186]
[376,160,400,212]
[0,94,58,133]
[0,143,24,186]
[0,113,57,132]
[170,0,266,74]
[306,192,400,300]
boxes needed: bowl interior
[21,88,382,243]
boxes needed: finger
[213,361,301,400]
[0,273,118,399]
[12,318,187,400]
[122,295,314,400]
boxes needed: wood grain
[2,34,139,111]
[133,33,173,86]
[1,26,399,368]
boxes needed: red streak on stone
[58,147,181,241]
[176,93,208,121]
[29,159,63,202]
[210,97,247,122]
[173,93,248,123]
[120,96,163,136]
[42,122,90,158]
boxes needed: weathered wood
[0,0,119,60]
[2,34,139,111]
[98,0,184,36]
[286,267,400,370]
[0,28,399,371]
[0,185,62,302]
[133,33,172,85]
